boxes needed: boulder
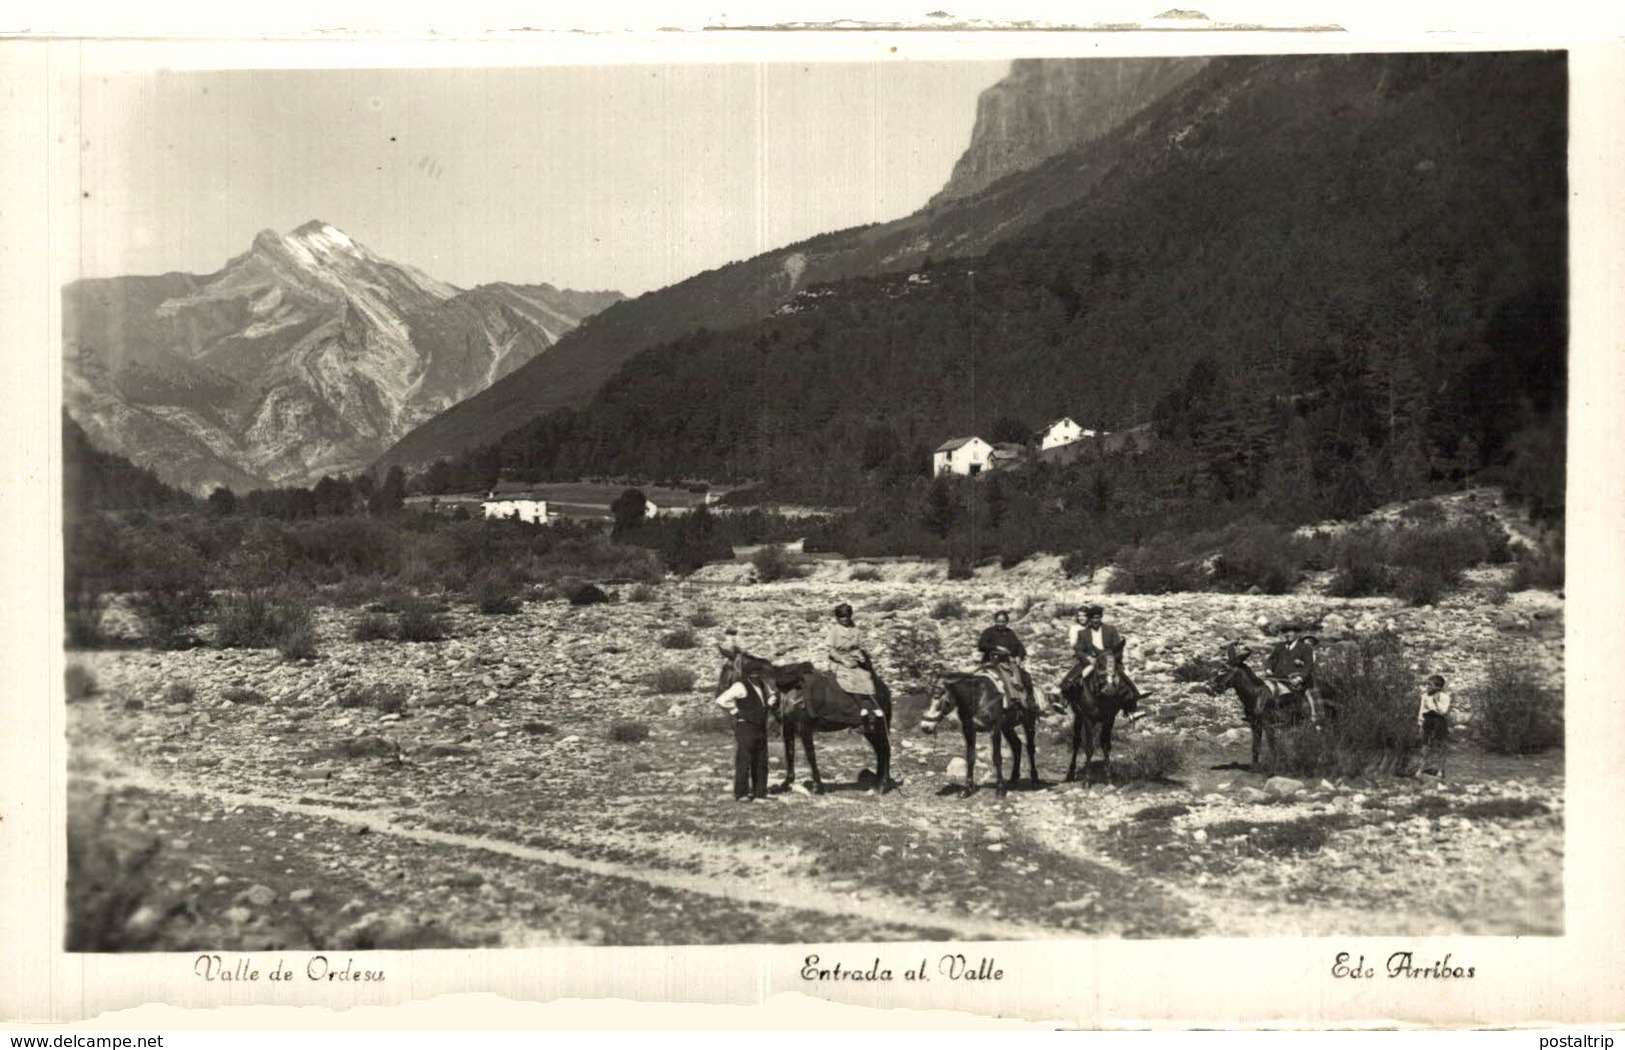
[1265,776,1306,797]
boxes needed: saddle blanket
[831,664,875,696]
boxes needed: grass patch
[397,599,451,642]
[1171,656,1221,683]
[608,720,651,744]
[568,583,611,606]
[1456,797,1551,820]
[275,603,318,660]
[1121,736,1186,781]
[473,572,522,615]
[626,582,659,603]
[163,682,196,706]
[1204,817,1342,857]
[1511,543,1565,591]
[849,566,882,582]
[338,683,411,713]
[874,594,916,612]
[1134,802,1191,822]
[220,686,268,705]
[687,606,719,629]
[351,612,395,642]
[650,666,698,694]
[661,628,699,650]
[930,597,968,621]
[680,707,735,735]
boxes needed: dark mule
[731,654,895,795]
[1059,653,1142,784]
[1207,642,1319,772]
[918,671,1038,797]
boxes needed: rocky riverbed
[66,558,1564,949]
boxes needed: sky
[66,61,1010,296]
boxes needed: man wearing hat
[1065,604,1141,709]
[977,610,1036,714]
[716,627,747,695]
[1266,620,1321,724]
[714,667,774,801]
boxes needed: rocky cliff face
[63,223,622,493]
[929,57,1209,207]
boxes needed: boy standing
[1417,674,1452,777]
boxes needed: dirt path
[74,762,1074,944]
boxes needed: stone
[239,884,277,907]
[289,889,316,904]
[947,757,969,779]
[1265,776,1305,797]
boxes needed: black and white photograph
[9,21,1621,1028]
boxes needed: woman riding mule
[1058,635,1140,784]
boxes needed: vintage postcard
[2,15,1622,1029]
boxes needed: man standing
[1266,621,1322,724]
[715,671,773,801]
[1416,674,1452,777]
[977,610,1035,713]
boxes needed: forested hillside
[424,52,1566,535]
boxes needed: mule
[728,653,896,795]
[918,671,1038,797]
[1207,642,1319,772]
[1058,655,1142,784]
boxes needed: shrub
[220,686,267,705]
[65,665,98,702]
[1211,522,1300,595]
[397,599,451,642]
[568,583,610,606]
[1134,802,1191,821]
[1107,542,1206,595]
[351,612,395,642]
[1511,544,1565,592]
[163,682,196,706]
[1473,657,1564,754]
[849,566,882,582]
[129,541,213,649]
[930,597,968,621]
[946,558,974,581]
[1393,566,1447,607]
[1400,500,1447,524]
[214,590,281,648]
[1123,736,1186,781]
[661,628,699,649]
[1273,634,1420,778]
[473,573,522,615]
[680,707,735,734]
[1171,657,1221,683]
[339,683,411,713]
[650,666,697,694]
[687,606,719,628]
[275,603,319,661]
[998,546,1033,570]
[874,594,916,612]
[890,619,945,687]
[1060,551,1096,580]
[750,544,803,583]
[66,796,167,951]
[626,582,659,603]
[608,720,651,744]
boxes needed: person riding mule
[977,611,1039,715]
[1061,605,1141,712]
[1265,621,1322,724]
[825,603,882,720]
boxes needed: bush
[397,599,451,642]
[164,682,196,706]
[1123,736,1186,781]
[339,683,411,713]
[661,628,699,649]
[626,582,659,603]
[1171,657,1221,683]
[688,606,719,628]
[1473,657,1564,754]
[946,558,974,581]
[1060,552,1096,580]
[1107,542,1206,595]
[750,544,803,583]
[275,603,319,661]
[1511,543,1565,592]
[65,665,98,702]
[890,619,945,687]
[473,572,522,615]
[214,590,281,648]
[129,541,213,649]
[929,597,968,621]
[568,583,610,606]
[352,612,395,642]
[1273,635,1419,778]
[849,566,882,582]
[650,666,697,694]
[1134,802,1191,821]
[1211,522,1300,595]
[66,796,167,951]
[680,707,735,734]
[874,594,916,612]
[608,720,651,743]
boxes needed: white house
[933,436,995,477]
[1038,417,1099,452]
[482,497,549,524]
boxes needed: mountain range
[371,56,1208,474]
[63,221,622,493]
